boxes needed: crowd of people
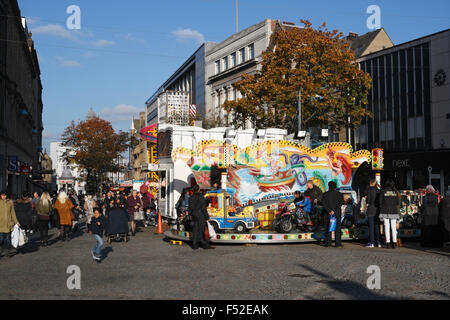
[180,178,450,251]
[0,189,157,260]
[1,178,450,257]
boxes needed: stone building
[354,29,450,193]
[0,0,43,197]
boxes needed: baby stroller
[144,209,158,227]
[105,207,130,243]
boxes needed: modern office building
[355,29,450,193]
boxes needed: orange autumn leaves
[222,20,373,132]
[61,117,130,176]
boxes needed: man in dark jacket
[322,181,344,248]
[305,180,324,226]
[188,185,214,250]
[365,179,381,248]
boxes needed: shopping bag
[18,228,28,247]
[329,215,337,233]
[11,224,20,248]
[207,221,216,239]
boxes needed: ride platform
[164,227,421,244]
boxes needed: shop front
[383,150,450,194]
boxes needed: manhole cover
[288,274,313,278]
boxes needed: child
[145,207,157,227]
[88,207,106,261]
[295,192,313,230]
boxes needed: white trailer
[153,124,287,223]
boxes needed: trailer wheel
[234,222,247,234]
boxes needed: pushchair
[144,209,158,227]
[105,207,130,243]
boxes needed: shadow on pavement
[297,263,408,300]
[99,246,113,262]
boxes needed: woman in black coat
[14,192,33,233]
[421,185,442,247]
[379,179,400,249]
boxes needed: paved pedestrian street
[0,224,449,300]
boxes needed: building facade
[355,29,450,193]
[49,142,85,194]
[146,43,216,126]
[205,19,291,128]
[129,112,148,181]
[0,1,43,197]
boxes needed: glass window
[222,57,228,71]
[230,52,236,67]
[248,43,255,60]
[239,48,245,64]
[215,60,220,74]
[407,48,415,117]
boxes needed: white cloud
[42,130,60,140]
[62,60,82,67]
[172,28,205,45]
[124,33,147,44]
[32,24,75,40]
[98,104,143,123]
[92,39,115,47]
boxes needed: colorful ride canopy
[173,140,371,206]
[139,124,157,143]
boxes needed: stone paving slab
[0,224,448,300]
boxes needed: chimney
[347,32,358,40]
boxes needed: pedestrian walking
[420,185,443,247]
[379,179,400,249]
[88,207,106,261]
[127,190,142,236]
[365,179,382,248]
[322,181,344,248]
[188,184,214,250]
[36,192,53,247]
[54,192,74,242]
[84,195,97,228]
[0,190,19,258]
[439,190,450,246]
[14,192,33,235]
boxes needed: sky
[16,0,450,152]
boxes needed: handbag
[38,214,50,221]
[135,210,145,221]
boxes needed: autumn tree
[61,117,131,193]
[222,20,373,133]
